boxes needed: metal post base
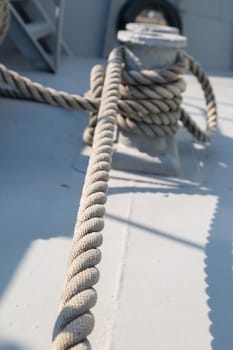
[112,129,180,176]
[112,23,187,177]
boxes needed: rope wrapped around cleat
[0,52,217,143]
[82,50,217,144]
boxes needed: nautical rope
[0,1,218,349]
[82,65,105,145]
[83,50,217,144]
[0,52,217,143]
[0,63,100,112]
[52,47,123,350]
[180,52,218,142]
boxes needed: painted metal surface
[0,56,232,350]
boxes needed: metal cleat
[113,23,187,176]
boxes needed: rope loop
[83,50,217,144]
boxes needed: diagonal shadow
[106,212,204,251]
[205,197,233,350]
[107,129,233,350]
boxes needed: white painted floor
[0,56,232,350]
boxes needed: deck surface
[0,56,233,350]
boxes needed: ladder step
[25,22,54,39]
[8,0,68,72]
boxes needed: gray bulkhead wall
[7,0,233,70]
[40,0,110,57]
[180,0,233,70]
[58,0,233,70]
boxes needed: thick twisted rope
[0,49,217,143]
[82,65,105,145]
[51,47,123,350]
[180,52,218,142]
[0,63,100,111]
[82,51,217,144]
[115,51,187,138]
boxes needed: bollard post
[126,22,179,34]
[113,23,187,176]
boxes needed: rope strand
[51,47,123,350]
[0,54,217,143]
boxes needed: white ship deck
[0,55,232,350]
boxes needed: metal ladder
[8,0,69,72]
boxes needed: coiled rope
[0,1,217,349]
[83,49,217,145]
[0,51,217,143]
